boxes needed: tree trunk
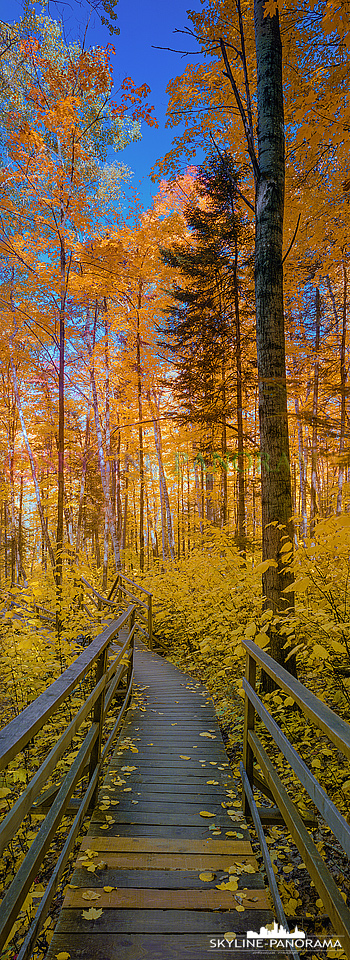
[122,448,129,553]
[254,0,295,669]
[136,286,145,572]
[294,396,307,543]
[336,261,347,515]
[75,404,91,557]
[310,287,320,536]
[88,305,121,570]
[234,236,246,552]
[56,236,66,632]
[149,389,175,559]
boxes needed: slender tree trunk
[102,517,108,591]
[88,305,121,570]
[136,285,145,572]
[234,237,246,551]
[310,288,321,536]
[75,405,91,557]
[149,389,175,559]
[337,261,347,515]
[122,448,129,553]
[56,236,66,631]
[221,359,228,527]
[295,396,307,542]
[194,456,203,535]
[254,0,295,672]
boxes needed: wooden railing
[241,638,350,954]
[108,573,153,648]
[0,601,137,959]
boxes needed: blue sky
[1,0,204,210]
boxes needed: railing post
[148,594,153,649]
[116,574,121,603]
[126,609,136,689]
[242,650,256,818]
[88,644,108,808]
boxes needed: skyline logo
[209,923,343,951]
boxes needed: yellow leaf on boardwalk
[216,878,238,891]
[200,810,215,817]
[206,780,219,785]
[199,872,215,881]
[82,907,103,920]
[199,732,216,739]
[81,890,101,901]
[179,755,191,760]
[55,954,70,959]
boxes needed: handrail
[241,638,350,954]
[107,573,153,648]
[0,600,137,958]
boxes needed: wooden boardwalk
[46,642,280,959]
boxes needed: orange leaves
[116,77,158,128]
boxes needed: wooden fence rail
[241,638,350,954]
[0,601,138,959]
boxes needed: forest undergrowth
[1,518,350,957]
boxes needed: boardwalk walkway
[46,642,278,959]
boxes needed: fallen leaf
[200,810,215,817]
[81,890,101,901]
[206,780,219,785]
[82,907,103,920]
[199,872,216,881]
[55,953,70,960]
[216,878,238,891]
[103,886,115,892]
[199,732,216,739]
[179,755,191,760]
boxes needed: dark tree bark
[310,287,321,534]
[254,0,295,668]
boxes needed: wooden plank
[95,791,240,816]
[45,932,284,960]
[72,867,263,888]
[89,825,251,839]
[80,837,253,854]
[48,907,274,934]
[63,887,270,910]
[74,852,259,871]
[91,813,246,826]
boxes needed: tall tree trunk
[122,448,129,553]
[194,455,203,535]
[254,0,295,669]
[294,396,307,543]
[88,304,121,570]
[136,285,145,572]
[310,287,321,536]
[149,389,175,560]
[234,237,246,551]
[221,359,228,527]
[337,261,347,515]
[75,404,91,557]
[56,236,67,633]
